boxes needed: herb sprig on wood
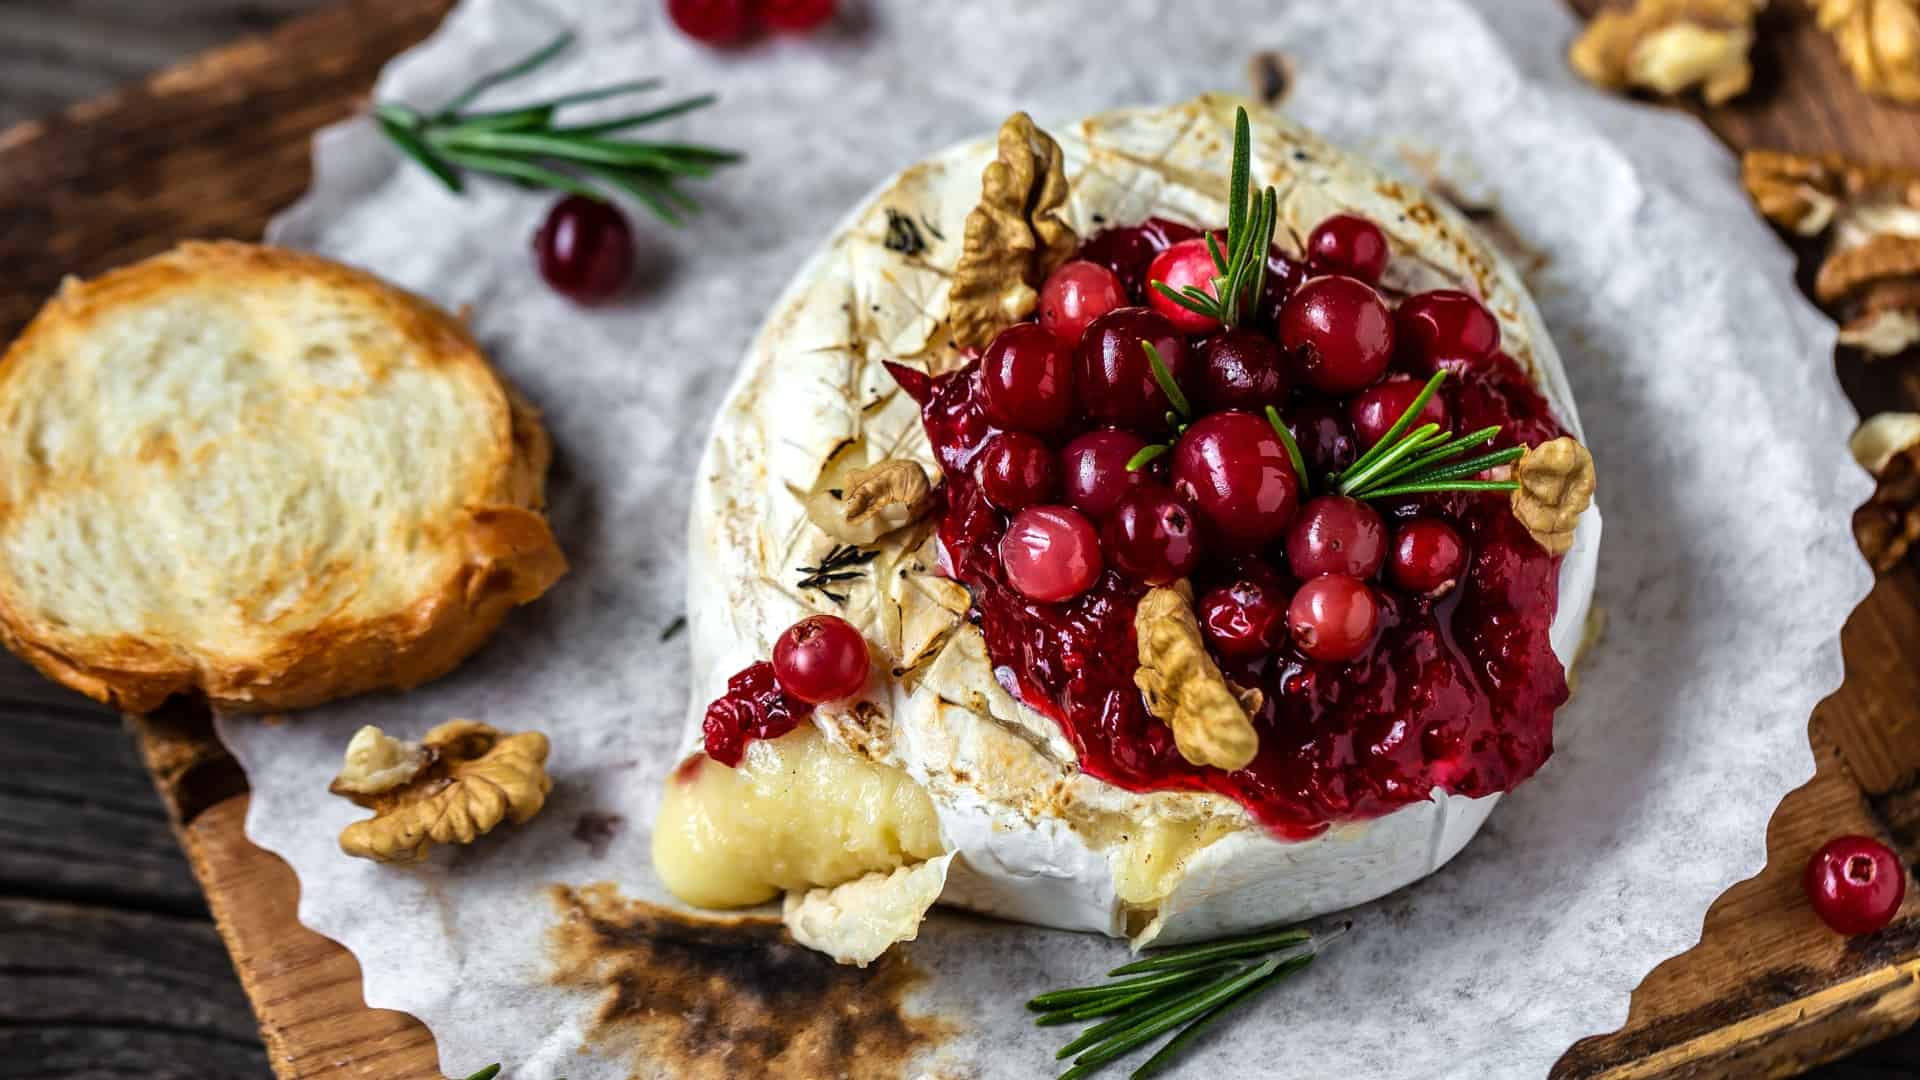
[1149,107,1279,330]
[374,31,739,224]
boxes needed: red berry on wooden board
[1804,835,1906,936]
[534,195,635,304]
[1000,506,1104,602]
[772,614,870,703]
[667,0,754,44]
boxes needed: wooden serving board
[2,1,1918,1076]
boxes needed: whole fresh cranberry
[1103,486,1203,584]
[1060,429,1152,518]
[666,0,753,43]
[1287,575,1380,663]
[772,614,870,703]
[1172,410,1301,550]
[1285,400,1358,478]
[1199,579,1289,658]
[755,0,836,32]
[1000,505,1104,602]
[1146,237,1225,334]
[1279,275,1395,394]
[1285,495,1386,580]
[1076,307,1192,430]
[1390,519,1467,596]
[534,196,635,303]
[1199,328,1288,411]
[1349,376,1451,448]
[1307,214,1390,283]
[978,432,1059,511]
[1039,260,1128,345]
[1805,835,1907,935]
[1395,290,1500,368]
[980,322,1074,434]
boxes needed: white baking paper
[218,1,1874,1076]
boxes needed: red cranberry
[980,322,1074,434]
[1287,575,1380,663]
[1146,237,1224,334]
[1199,579,1289,658]
[1060,429,1152,518]
[1285,401,1358,477]
[1171,411,1301,550]
[1390,519,1467,596]
[666,0,753,43]
[1349,376,1451,448]
[1395,290,1499,367]
[1000,506,1103,602]
[1307,214,1390,283]
[755,0,836,31]
[1285,496,1386,580]
[1256,248,1311,328]
[978,432,1059,511]
[1805,835,1907,935]
[1039,260,1128,345]
[1103,486,1203,584]
[1278,275,1395,394]
[1199,328,1288,411]
[1076,307,1192,430]
[772,614,870,703]
[534,196,635,304]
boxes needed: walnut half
[332,719,553,864]
[1569,0,1766,105]
[1511,437,1597,556]
[1851,412,1920,573]
[946,113,1078,352]
[1134,585,1259,772]
[806,459,933,545]
[1812,0,1920,104]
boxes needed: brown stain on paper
[546,883,955,1079]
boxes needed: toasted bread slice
[0,242,567,713]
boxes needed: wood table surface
[3,2,1920,1078]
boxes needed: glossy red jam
[702,661,813,767]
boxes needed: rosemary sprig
[373,31,738,223]
[1149,107,1279,329]
[796,544,879,605]
[1332,371,1523,500]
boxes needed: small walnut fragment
[1811,0,1920,103]
[1569,0,1766,104]
[1742,150,1920,236]
[1850,412,1920,572]
[947,113,1078,351]
[806,459,933,547]
[333,719,553,864]
[1817,234,1920,353]
[1134,585,1258,772]
[1511,437,1596,556]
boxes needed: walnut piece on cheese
[946,112,1078,350]
[1511,437,1597,557]
[1568,0,1766,105]
[1851,413,1920,573]
[1133,585,1260,772]
[806,459,933,545]
[331,720,552,864]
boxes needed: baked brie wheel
[654,95,1600,965]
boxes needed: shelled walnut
[331,720,553,863]
[1569,0,1767,104]
[1850,413,1920,572]
[1810,0,1920,103]
[947,113,1078,351]
[1133,585,1260,772]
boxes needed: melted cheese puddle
[653,726,944,909]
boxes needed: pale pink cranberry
[1145,237,1224,334]
[1199,579,1289,658]
[1039,260,1128,345]
[1000,506,1103,602]
[1279,275,1395,394]
[1307,214,1390,283]
[1076,307,1192,431]
[980,322,1074,435]
[1060,430,1152,518]
[1103,486,1203,584]
[1171,411,1301,551]
[1285,496,1386,579]
[1287,575,1380,663]
[1349,376,1451,448]
[1805,835,1907,936]
[1395,290,1499,368]
[977,432,1059,511]
[1199,328,1288,412]
[1390,519,1467,596]
[772,615,870,703]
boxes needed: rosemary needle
[1108,926,1311,976]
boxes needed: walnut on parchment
[330,720,552,864]
[1569,0,1768,104]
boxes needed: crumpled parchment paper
[216,1,1874,1076]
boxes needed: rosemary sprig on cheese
[1332,371,1523,500]
[1148,107,1279,329]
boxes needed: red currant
[1039,260,1128,345]
[1287,575,1380,663]
[1390,519,1467,596]
[1307,214,1390,283]
[1395,290,1499,367]
[1285,495,1386,580]
[1805,835,1907,935]
[1172,410,1301,551]
[534,196,635,304]
[1000,506,1103,602]
[1279,275,1395,394]
[1076,307,1191,430]
[980,322,1075,435]
[1199,579,1289,658]
[977,432,1059,512]
[1199,328,1288,412]
[1103,486,1203,584]
[1349,376,1451,448]
[1060,429,1151,518]
[755,0,836,32]
[1146,237,1224,334]
[772,614,870,703]
[666,0,753,44]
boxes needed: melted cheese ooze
[652,726,945,909]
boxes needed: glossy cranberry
[755,0,836,31]
[534,196,635,303]
[1285,401,1358,478]
[1805,836,1907,936]
[1076,307,1192,430]
[1307,214,1390,283]
[1349,376,1451,448]
[1390,519,1468,596]
[1000,506,1103,602]
[1278,275,1395,394]
[980,322,1075,434]
[1077,217,1201,295]
[1171,411,1301,550]
[1287,575,1380,663]
[1103,486,1203,584]
[1199,328,1288,411]
[1146,237,1224,334]
[1060,430,1152,518]
[772,614,871,703]
[1039,260,1129,345]
[1285,496,1386,580]
[1199,579,1289,658]
[666,0,753,43]
[978,432,1059,511]
[1395,290,1500,367]
[702,661,808,767]
[1255,248,1312,328]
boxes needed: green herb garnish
[1148,107,1279,329]
[796,543,879,606]
[1123,341,1193,472]
[373,31,738,224]
[1332,371,1523,500]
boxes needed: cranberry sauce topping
[702,661,814,767]
[894,219,1571,837]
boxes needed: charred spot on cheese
[652,726,945,909]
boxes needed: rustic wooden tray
[3,1,1918,1076]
